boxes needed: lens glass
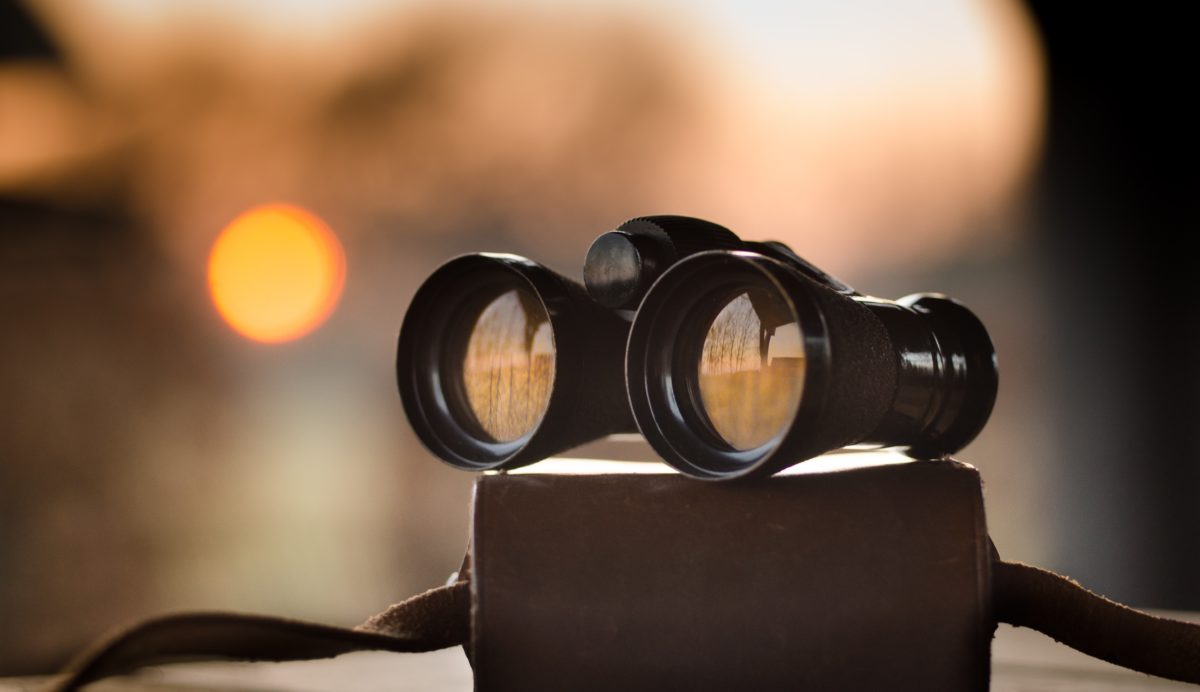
[459,288,555,442]
[697,288,804,450]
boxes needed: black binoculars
[397,215,997,480]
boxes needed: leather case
[471,459,992,691]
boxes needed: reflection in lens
[697,289,805,450]
[461,288,555,442]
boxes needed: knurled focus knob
[584,216,743,310]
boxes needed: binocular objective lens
[697,288,806,450]
[458,288,556,442]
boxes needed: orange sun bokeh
[207,204,346,344]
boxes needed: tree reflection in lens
[462,288,555,442]
[697,289,804,450]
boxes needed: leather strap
[51,580,470,692]
[994,560,1200,684]
[50,559,1200,688]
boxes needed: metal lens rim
[628,251,831,480]
[897,294,999,457]
[397,254,558,471]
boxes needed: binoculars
[397,215,997,480]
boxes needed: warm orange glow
[207,204,345,343]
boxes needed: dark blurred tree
[0,0,59,61]
[2,4,228,671]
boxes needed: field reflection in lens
[460,288,555,442]
[697,289,805,450]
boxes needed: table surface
[4,620,1198,692]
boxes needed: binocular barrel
[397,216,998,479]
[396,253,635,471]
[625,250,998,479]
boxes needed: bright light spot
[207,204,345,344]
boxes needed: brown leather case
[470,459,992,691]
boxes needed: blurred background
[1,0,1195,674]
